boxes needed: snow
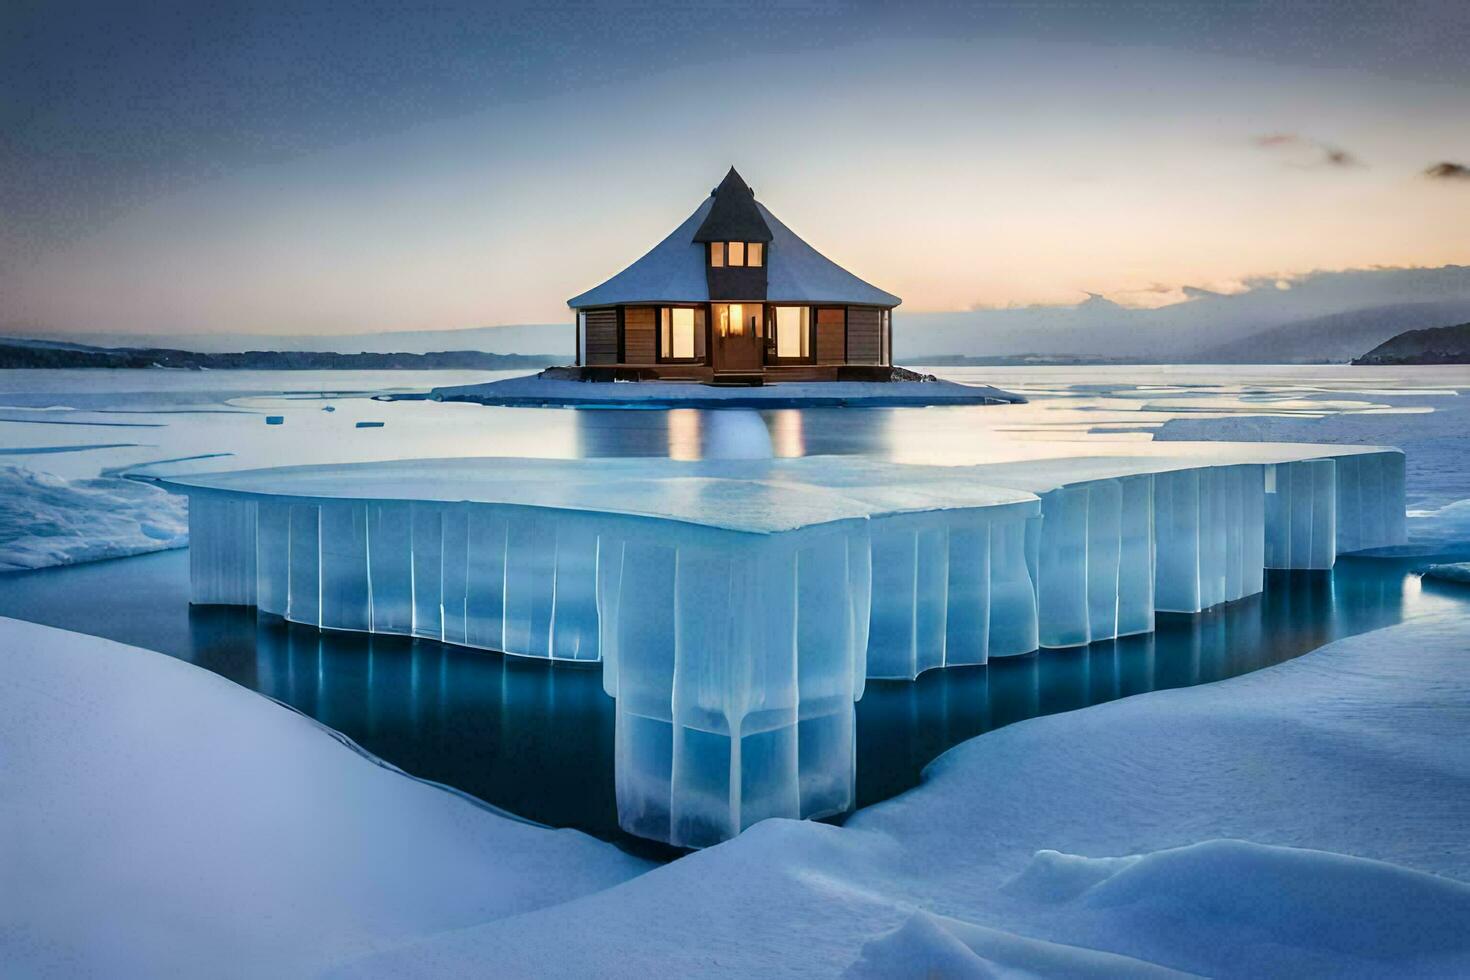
[0,464,187,571]
[0,616,651,978]
[333,608,1470,977]
[431,374,1022,408]
[846,910,1190,978]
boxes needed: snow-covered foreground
[0,617,651,978]
[333,607,1470,978]
[5,588,1469,976]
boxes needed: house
[567,168,900,383]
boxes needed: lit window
[661,307,696,360]
[748,242,763,267]
[774,306,810,359]
[728,303,744,335]
[728,241,745,266]
[710,242,725,267]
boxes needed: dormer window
[709,242,764,268]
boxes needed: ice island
[428,168,1022,408]
[153,441,1405,848]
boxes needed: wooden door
[713,303,763,372]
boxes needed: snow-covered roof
[759,204,901,307]
[567,182,901,309]
[567,201,713,310]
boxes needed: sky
[3,0,1470,337]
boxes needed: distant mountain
[1353,322,1470,365]
[896,265,1470,363]
[0,340,560,371]
[1193,301,1470,363]
[0,323,571,357]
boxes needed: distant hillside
[911,353,1156,367]
[896,265,1470,363]
[0,340,560,370]
[1353,322,1470,365]
[1193,301,1470,363]
[0,323,570,356]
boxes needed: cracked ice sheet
[0,617,652,978]
[331,607,1470,978]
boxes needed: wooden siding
[584,308,618,365]
[846,307,882,365]
[816,307,846,365]
[624,306,656,364]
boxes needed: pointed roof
[692,167,772,243]
[567,172,901,309]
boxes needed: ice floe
[0,464,187,571]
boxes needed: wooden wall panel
[624,306,656,364]
[846,307,882,365]
[816,307,846,365]
[584,308,618,365]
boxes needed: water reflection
[573,406,894,459]
[184,607,621,839]
[4,548,1462,850]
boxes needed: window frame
[656,304,706,364]
[765,304,816,365]
[708,241,765,268]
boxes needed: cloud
[1424,161,1470,180]
[1253,133,1361,169]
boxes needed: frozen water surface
[2,365,1466,847]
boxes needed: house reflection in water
[572,406,889,460]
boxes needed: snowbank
[0,617,650,978]
[336,609,1470,977]
[0,464,187,571]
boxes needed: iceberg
[157,441,1407,845]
